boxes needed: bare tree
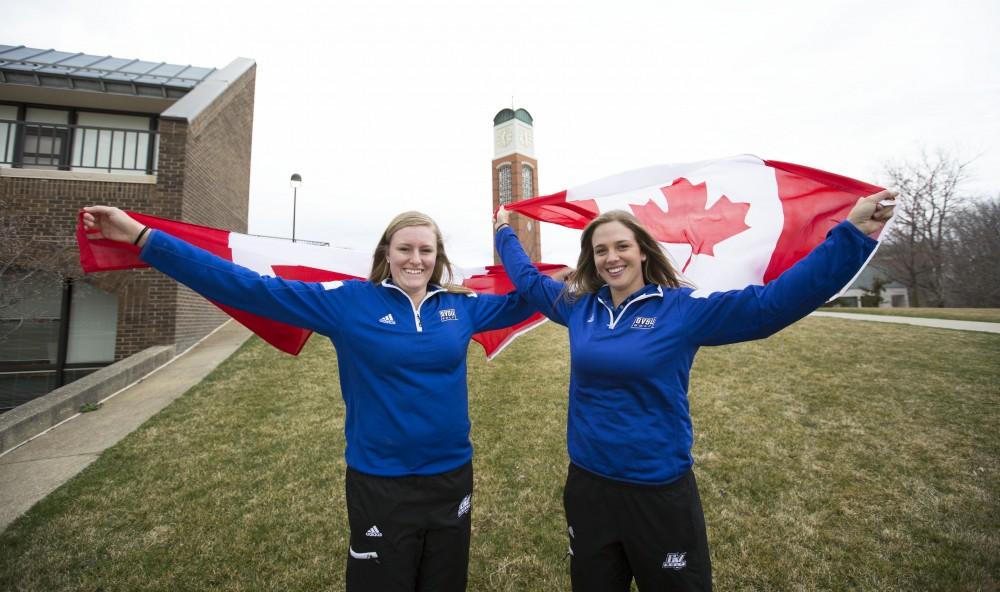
[0,198,80,342]
[878,150,973,307]
[943,196,1000,307]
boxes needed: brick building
[491,108,541,264]
[0,45,256,412]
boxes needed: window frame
[0,100,159,174]
[498,163,512,205]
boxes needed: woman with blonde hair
[493,191,895,592]
[82,206,537,592]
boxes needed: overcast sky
[7,0,999,265]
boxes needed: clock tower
[492,107,541,264]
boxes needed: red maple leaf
[630,178,751,268]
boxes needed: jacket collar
[597,283,663,310]
[379,278,446,300]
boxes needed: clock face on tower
[495,128,512,149]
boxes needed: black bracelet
[495,223,510,233]
[132,226,150,246]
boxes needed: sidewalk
[810,311,1000,334]
[0,320,251,533]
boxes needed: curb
[0,345,176,455]
[810,311,1000,334]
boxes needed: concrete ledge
[0,167,156,184]
[161,57,255,123]
[0,345,175,454]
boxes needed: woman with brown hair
[82,205,537,592]
[493,191,895,592]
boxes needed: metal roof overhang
[0,45,216,114]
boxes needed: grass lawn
[820,307,1000,323]
[1,318,997,591]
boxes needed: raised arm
[466,289,540,333]
[681,190,896,346]
[493,207,573,325]
[82,206,346,335]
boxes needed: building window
[19,107,70,170]
[66,281,118,364]
[0,104,157,174]
[21,124,69,169]
[522,164,534,199]
[0,104,16,165]
[498,164,512,205]
[0,273,117,413]
[73,112,156,173]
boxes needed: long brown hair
[368,211,472,294]
[565,210,688,297]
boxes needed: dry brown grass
[1,317,997,591]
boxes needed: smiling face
[592,220,647,303]
[386,224,438,302]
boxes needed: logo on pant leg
[457,493,472,518]
[349,546,379,560]
[662,552,687,570]
[365,525,382,537]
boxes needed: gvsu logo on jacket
[631,316,657,330]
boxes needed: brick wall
[1,63,256,359]
[168,64,256,350]
[491,153,541,263]
[0,175,176,360]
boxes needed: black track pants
[345,462,473,592]
[564,463,712,592]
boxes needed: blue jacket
[141,230,537,477]
[496,221,877,484]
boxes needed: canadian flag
[77,155,884,358]
[504,154,886,293]
[76,213,555,359]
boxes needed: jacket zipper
[597,287,663,330]
[382,280,445,333]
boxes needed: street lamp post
[290,173,302,242]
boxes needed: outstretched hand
[493,206,511,232]
[847,190,897,235]
[81,206,147,245]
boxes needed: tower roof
[493,107,533,126]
